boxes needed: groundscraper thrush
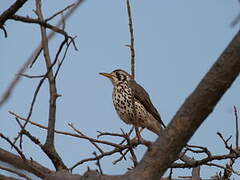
[100,69,165,135]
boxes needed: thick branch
[0,165,31,180]
[0,148,52,179]
[0,174,19,180]
[127,31,240,179]
[0,0,28,27]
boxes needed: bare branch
[45,3,76,22]
[128,27,240,180]
[0,165,32,180]
[11,15,68,37]
[19,73,45,79]
[172,152,240,169]
[68,123,105,154]
[0,133,26,160]
[0,148,52,179]
[126,0,136,79]
[93,152,103,174]
[0,25,7,37]
[234,106,239,149]
[0,0,28,28]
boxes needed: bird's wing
[128,80,166,128]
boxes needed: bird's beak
[99,72,113,79]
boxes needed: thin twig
[125,133,138,167]
[19,74,45,79]
[125,0,140,141]
[13,38,68,147]
[234,106,239,149]
[185,144,212,157]
[113,149,128,164]
[216,132,240,155]
[54,36,77,80]
[0,25,7,37]
[172,153,240,169]
[0,133,26,160]
[29,47,42,68]
[70,146,128,171]
[11,15,68,37]
[68,123,104,154]
[9,111,124,149]
[45,3,76,22]
[70,136,151,171]
[93,152,103,174]
[168,168,173,180]
[15,117,43,147]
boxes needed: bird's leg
[134,126,144,143]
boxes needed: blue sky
[1,0,240,179]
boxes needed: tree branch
[0,165,32,180]
[127,29,240,180]
[11,15,68,37]
[0,148,52,179]
[0,0,28,28]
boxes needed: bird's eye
[115,72,121,81]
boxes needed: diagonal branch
[45,3,76,22]
[0,148,52,179]
[128,28,240,180]
[0,165,31,180]
[0,0,28,28]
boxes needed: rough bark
[126,30,240,179]
[0,148,52,179]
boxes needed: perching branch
[0,165,32,180]
[0,148,52,179]
[127,26,240,180]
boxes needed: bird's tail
[146,121,164,136]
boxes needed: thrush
[99,69,165,135]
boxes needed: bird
[99,69,165,135]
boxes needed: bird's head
[99,69,132,86]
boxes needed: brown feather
[128,80,166,128]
